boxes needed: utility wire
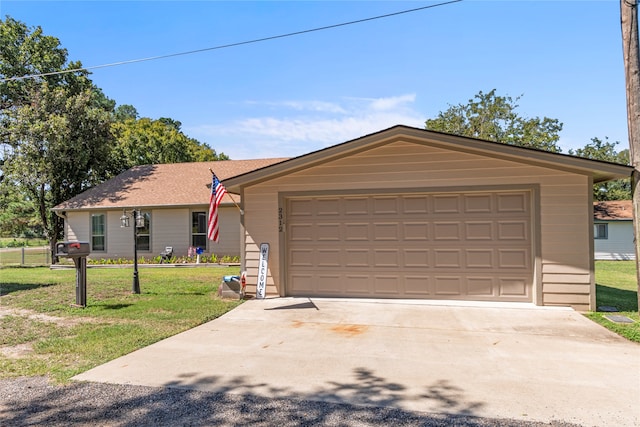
[1,0,462,83]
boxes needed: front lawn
[586,260,639,343]
[0,266,241,382]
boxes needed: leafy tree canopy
[111,116,228,170]
[569,137,631,201]
[425,89,564,152]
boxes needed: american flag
[208,173,227,242]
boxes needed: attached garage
[223,126,632,310]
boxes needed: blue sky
[1,1,629,160]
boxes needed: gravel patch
[0,377,583,426]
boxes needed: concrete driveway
[74,298,640,426]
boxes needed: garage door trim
[278,184,541,304]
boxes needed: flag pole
[209,168,243,215]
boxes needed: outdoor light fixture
[120,211,130,228]
[119,208,144,294]
[135,210,145,228]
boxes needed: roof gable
[53,158,288,211]
[223,125,633,192]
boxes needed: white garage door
[286,191,533,302]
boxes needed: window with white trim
[91,213,106,251]
[136,211,151,251]
[192,211,207,249]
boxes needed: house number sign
[256,243,269,299]
[278,207,284,232]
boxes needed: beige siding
[153,209,190,256]
[66,211,90,242]
[241,141,594,309]
[104,211,135,258]
[65,205,242,260]
[213,207,242,257]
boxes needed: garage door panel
[317,275,342,293]
[345,249,369,267]
[290,274,314,293]
[290,249,314,267]
[464,194,493,213]
[467,277,495,296]
[434,249,462,268]
[373,197,399,214]
[316,198,340,216]
[345,275,371,294]
[318,223,341,241]
[435,277,462,295]
[403,249,429,267]
[403,222,429,240]
[317,249,341,267]
[498,193,528,212]
[345,223,369,240]
[433,195,461,213]
[402,196,429,214]
[465,249,493,268]
[374,276,400,294]
[465,222,494,240]
[344,198,368,215]
[373,223,400,241]
[499,277,529,297]
[374,249,399,267]
[290,223,314,241]
[498,221,528,240]
[289,199,313,216]
[405,276,431,295]
[434,222,461,240]
[286,191,533,301]
[498,249,530,269]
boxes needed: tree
[1,17,117,259]
[569,137,631,201]
[111,116,228,169]
[0,185,43,237]
[114,104,139,121]
[425,89,564,152]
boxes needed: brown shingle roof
[53,159,288,211]
[594,200,633,220]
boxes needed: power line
[1,0,462,83]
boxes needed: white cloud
[368,94,417,111]
[187,94,424,159]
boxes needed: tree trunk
[621,0,640,312]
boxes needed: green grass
[0,266,241,382]
[585,261,639,343]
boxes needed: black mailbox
[56,241,90,258]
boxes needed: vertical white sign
[256,243,269,299]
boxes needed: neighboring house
[52,158,287,260]
[223,125,633,311]
[593,200,635,260]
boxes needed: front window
[192,211,207,249]
[91,213,106,251]
[136,211,151,251]
[594,223,608,239]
